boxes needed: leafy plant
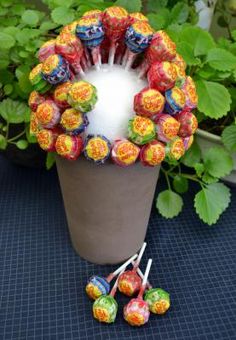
[156,23,236,225]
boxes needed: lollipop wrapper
[37,128,60,152]
[68,81,97,112]
[124,298,150,326]
[93,295,118,323]
[53,81,72,109]
[42,54,71,85]
[166,137,185,161]
[140,140,165,167]
[181,76,198,110]
[86,276,110,300]
[144,288,170,314]
[55,134,83,161]
[128,116,156,145]
[146,30,176,64]
[76,17,104,48]
[38,39,56,62]
[125,21,153,54]
[175,111,198,138]
[60,108,89,135]
[182,135,194,151]
[30,111,40,136]
[102,6,129,41]
[147,61,177,93]
[118,270,142,296]
[111,139,140,167]
[84,135,111,165]
[156,113,180,143]
[36,100,61,129]
[134,87,165,118]
[165,87,186,115]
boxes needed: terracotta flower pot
[56,156,160,264]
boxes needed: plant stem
[8,129,26,142]
[161,167,171,190]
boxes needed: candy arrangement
[86,242,170,326]
[29,6,198,166]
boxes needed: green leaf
[195,80,231,119]
[176,42,200,66]
[194,163,205,177]
[156,190,183,218]
[194,183,231,225]
[170,2,189,24]
[40,21,59,32]
[229,87,236,112]
[221,125,236,153]
[3,84,13,95]
[181,142,201,167]
[22,10,40,27]
[0,98,29,124]
[0,32,15,49]
[115,0,142,12]
[217,15,228,27]
[51,6,75,25]
[147,13,166,30]
[16,140,28,150]
[18,73,33,94]
[173,175,189,193]
[203,146,233,178]
[0,70,14,84]
[46,152,56,170]
[26,126,37,144]
[232,30,236,41]
[147,0,168,12]
[202,173,218,184]
[3,26,20,37]
[179,26,215,56]
[206,48,236,72]
[0,135,7,150]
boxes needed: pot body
[196,128,236,186]
[56,156,160,264]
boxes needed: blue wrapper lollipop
[123,21,153,70]
[165,87,186,115]
[42,54,71,85]
[76,16,104,69]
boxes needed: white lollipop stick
[110,268,125,297]
[133,242,147,269]
[138,258,152,298]
[106,253,138,282]
[132,261,152,289]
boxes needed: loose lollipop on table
[135,266,171,315]
[86,254,138,300]
[42,54,71,85]
[123,259,152,326]
[118,242,146,297]
[140,140,166,167]
[123,21,153,70]
[38,39,56,62]
[102,6,129,66]
[55,33,85,77]
[55,134,83,161]
[93,270,124,324]
[76,16,105,70]
[111,139,140,167]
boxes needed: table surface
[0,155,235,340]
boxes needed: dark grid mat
[0,155,235,340]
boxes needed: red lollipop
[102,6,130,65]
[55,33,85,78]
[118,242,146,297]
[147,61,177,93]
[175,111,198,138]
[123,259,152,326]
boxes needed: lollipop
[61,21,79,34]
[53,81,72,109]
[128,115,156,145]
[83,9,103,19]
[111,139,140,167]
[136,267,171,315]
[123,259,152,326]
[118,242,146,296]
[93,271,124,324]
[155,114,180,143]
[42,54,71,85]
[175,111,198,138]
[102,6,129,65]
[174,64,186,86]
[139,30,176,78]
[140,140,166,167]
[172,53,187,71]
[166,136,185,161]
[60,108,89,135]
[147,61,177,93]
[84,135,111,164]
[165,87,186,115]
[134,87,165,118]
[76,16,104,69]
[55,33,85,77]
[181,76,198,110]
[29,64,52,94]
[37,128,60,152]
[67,81,97,112]
[38,39,56,62]
[36,100,60,128]
[30,111,40,136]
[86,254,137,300]
[55,134,83,161]
[129,12,149,24]
[182,135,194,151]
[123,21,153,70]
[28,91,45,111]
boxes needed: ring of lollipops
[28,6,199,167]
